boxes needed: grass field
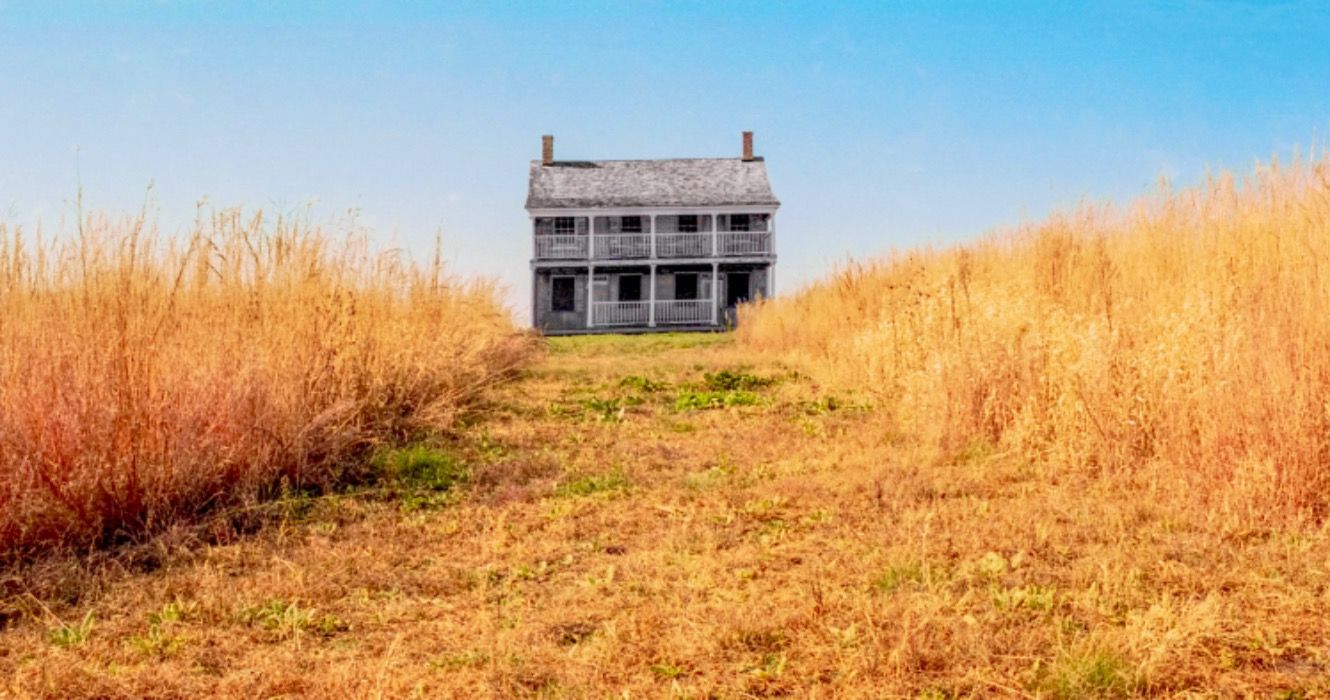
[740,159,1330,525]
[2,333,1326,697]
[0,210,534,560]
[4,159,1330,697]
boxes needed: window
[554,217,577,236]
[675,273,699,301]
[678,215,698,233]
[551,277,576,312]
[729,214,750,232]
[618,275,642,302]
[621,216,642,233]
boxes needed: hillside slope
[3,334,1326,698]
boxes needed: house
[527,132,779,334]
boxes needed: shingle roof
[525,158,780,210]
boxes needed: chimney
[742,131,754,161]
[542,134,554,166]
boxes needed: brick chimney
[542,135,554,166]
[742,131,754,161]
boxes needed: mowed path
[4,334,1328,698]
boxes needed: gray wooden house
[527,132,779,334]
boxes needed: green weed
[47,610,94,648]
[991,585,1057,612]
[239,599,346,641]
[556,470,629,498]
[371,445,468,509]
[872,563,927,593]
[674,390,760,411]
[1041,650,1139,698]
[619,375,668,393]
[580,396,624,422]
[703,369,775,391]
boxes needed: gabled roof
[526,158,780,210]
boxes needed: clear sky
[3,1,1329,318]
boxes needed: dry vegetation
[742,156,1330,524]
[0,209,534,561]
[4,158,1330,697]
[2,333,1325,697]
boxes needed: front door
[725,273,750,308]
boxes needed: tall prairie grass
[0,209,534,560]
[741,157,1330,522]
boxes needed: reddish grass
[0,208,535,560]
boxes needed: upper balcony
[532,213,774,262]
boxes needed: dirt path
[4,334,1328,698]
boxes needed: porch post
[769,212,775,257]
[650,214,657,259]
[710,262,719,326]
[711,211,718,256]
[587,265,595,328]
[648,263,657,328]
[587,216,595,260]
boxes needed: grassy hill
[3,333,1326,697]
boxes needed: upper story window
[621,216,642,234]
[678,215,699,233]
[554,217,577,236]
[729,214,750,232]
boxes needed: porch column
[587,265,595,328]
[711,212,718,256]
[769,213,776,257]
[650,214,657,259]
[648,263,657,328]
[587,216,595,260]
[710,262,719,326]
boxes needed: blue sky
[3,1,1329,317]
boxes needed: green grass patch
[872,563,927,593]
[239,599,346,641]
[580,396,625,422]
[703,368,776,391]
[674,390,761,411]
[47,611,94,648]
[370,444,468,509]
[991,585,1057,613]
[547,332,730,357]
[619,375,669,393]
[556,470,630,498]
[1040,649,1139,699]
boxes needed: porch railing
[533,235,588,260]
[656,233,713,258]
[718,231,773,256]
[655,299,712,324]
[534,232,773,260]
[592,301,649,326]
[592,234,651,260]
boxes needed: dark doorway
[675,273,699,300]
[551,276,576,312]
[618,275,642,302]
[725,273,750,307]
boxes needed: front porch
[533,263,769,334]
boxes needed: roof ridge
[528,157,761,164]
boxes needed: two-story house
[527,132,779,334]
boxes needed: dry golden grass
[0,208,534,561]
[1,334,1325,697]
[741,156,1330,524]
[5,157,1330,696]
